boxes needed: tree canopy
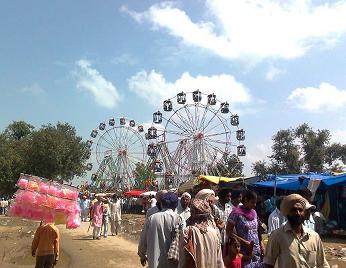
[252,123,346,176]
[0,121,89,195]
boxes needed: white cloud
[287,82,346,112]
[21,83,44,95]
[242,142,272,176]
[122,0,346,61]
[265,66,285,81]
[128,69,251,108]
[75,60,121,108]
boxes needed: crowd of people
[23,184,332,268]
[137,185,331,268]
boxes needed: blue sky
[1,0,346,177]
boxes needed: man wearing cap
[264,194,329,268]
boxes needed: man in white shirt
[138,192,179,268]
[304,202,316,231]
[268,197,286,235]
[176,192,191,224]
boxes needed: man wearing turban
[264,194,330,268]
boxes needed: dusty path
[59,221,142,268]
[0,215,142,268]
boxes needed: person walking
[91,196,103,240]
[31,222,59,268]
[178,198,224,268]
[80,195,90,222]
[226,190,263,268]
[110,195,122,236]
[264,194,330,268]
[138,192,180,268]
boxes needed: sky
[1,0,346,178]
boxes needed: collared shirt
[176,203,191,221]
[215,201,233,244]
[304,214,315,231]
[264,222,330,268]
[268,208,287,235]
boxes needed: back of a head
[161,192,178,210]
[242,189,257,202]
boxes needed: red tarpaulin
[124,190,145,197]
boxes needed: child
[223,236,254,268]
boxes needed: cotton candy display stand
[9,174,81,229]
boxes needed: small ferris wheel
[86,117,147,191]
[146,90,246,187]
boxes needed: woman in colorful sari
[226,190,263,268]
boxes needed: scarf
[232,205,257,221]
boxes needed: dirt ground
[1,214,346,268]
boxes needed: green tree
[270,129,302,174]
[0,134,26,194]
[4,121,34,140]
[295,124,330,172]
[133,162,156,189]
[23,122,89,182]
[251,160,269,179]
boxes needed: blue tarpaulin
[252,173,338,191]
[319,173,346,189]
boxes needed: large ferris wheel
[146,90,246,187]
[86,117,147,191]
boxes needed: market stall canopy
[124,190,145,197]
[198,175,244,184]
[319,173,346,189]
[140,191,157,197]
[178,177,199,193]
[178,175,246,193]
[252,173,335,191]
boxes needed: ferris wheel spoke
[195,103,201,132]
[164,128,192,138]
[198,105,209,131]
[201,106,222,133]
[163,138,191,145]
[105,129,120,151]
[98,134,117,151]
[112,127,123,148]
[183,106,197,131]
[163,114,192,134]
[172,108,195,133]
[204,139,229,156]
[123,126,132,145]
[203,120,228,136]
[204,131,232,139]
[205,137,231,145]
